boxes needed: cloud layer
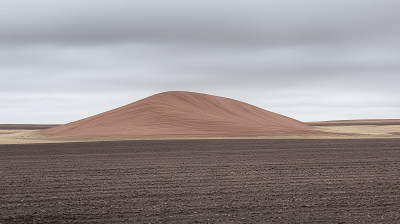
[1,0,399,123]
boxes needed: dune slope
[45,91,312,137]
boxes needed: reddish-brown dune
[45,91,312,138]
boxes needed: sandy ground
[1,125,400,145]
[1,119,400,145]
[1,139,399,223]
[308,119,400,126]
[311,119,400,138]
[0,130,64,144]
[316,125,400,137]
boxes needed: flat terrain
[1,139,399,223]
[308,119,400,126]
[1,119,400,145]
[309,120,400,138]
[0,124,58,130]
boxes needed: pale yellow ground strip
[1,125,400,145]
[0,130,72,144]
[316,125,400,137]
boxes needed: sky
[1,0,400,124]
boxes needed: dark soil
[0,124,59,130]
[1,139,400,223]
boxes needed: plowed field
[1,139,399,223]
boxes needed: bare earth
[1,139,399,223]
[45,91,313,138]
[1,92,398,223]
[308,119,400,126]
[1,119,400,145]
[0,124,58,130]
[309,119,400,138]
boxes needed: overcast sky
[1,0,400,124]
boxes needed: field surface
[308,119,400,126]
[1,139,400,223]
[0,124,58,130]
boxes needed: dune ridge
[45,91,312,138]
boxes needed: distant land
[1,92,399,145]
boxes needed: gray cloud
[1,0,399,123]
[1,0,400,46]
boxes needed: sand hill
[44,91,312,138]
